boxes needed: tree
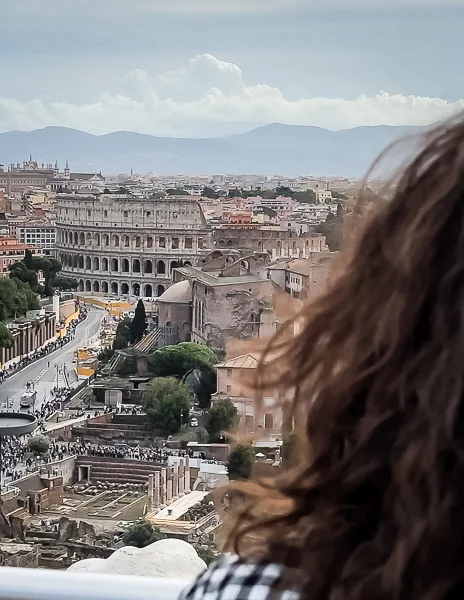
[52,275,79,291]
[315,207,345,251]
[129,299,147,344]
[112,316,132,350]
[122,522,166,548]
[294,190,316,204]
[27,435,50,455]
[148,342,217,378]
[205,398,238,442]
[331,191,348,200]
[227,444,256,480]
[196,365,217,409]
[0,323,13,348]
[142,378,191,434]
[23,249,34,270]
[202,186,219,199]
[9,262,39,292]
[275,186,293,196]
[0,278,39,321]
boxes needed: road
[1,308,105,412]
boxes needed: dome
[157,280,191,304]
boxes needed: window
[227,369,232,377]
[146,211,152,217]
[123,211,129,218]
[135,236,141,248]
[159,237,166,248]
[104,210,108,218]
[146,236,153,248]
[226,385,232,394]
[185,237,193,249]
[172,237,179,250]
[87,210,91,216]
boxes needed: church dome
[157,280,191,304]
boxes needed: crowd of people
[0,309,87,384]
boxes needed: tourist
[180,118,464,599]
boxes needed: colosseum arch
[78,279,84,291]
[94,233,100,246]
[144,284,153,297]
[73,255,78,268]
[133,259,141,273]
[122,258,129,273]
[123,235,130,248]
[101,281,109,294]
[79,232,85,245]
[111,258,119,272]
[103,234,110,247]
[218,239,225,247]
[132,282,140,296]
[85,256,91,270]
[121,283,129,295]
[78,255,84,269]
[102,257,108,271]
[112,234,120,247]
[156,285,165,296]
[134,235,141,248]
[184,261,192,267]
[74,232,78,245]
[146,236,153,248]
[157,260,166,275]
[86,232,92,245]
[93,281,100,292]
[93,257,100,271]
[170,260,179,273]
[85,280,91,292]
[144,259,153,274]
[111,282,118,295]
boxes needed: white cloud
[1,54,463,137]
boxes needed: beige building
[213,353,282,434]
[268,253,336,301]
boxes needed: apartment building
[0,238,43,277]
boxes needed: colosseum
[55,193,213,297]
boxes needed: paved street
[1,308,105,412]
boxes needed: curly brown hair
[227,117,464,600]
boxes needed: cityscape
[0,0,460,598]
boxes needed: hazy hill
[0,123,423,176]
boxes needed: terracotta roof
[215,353,260,369]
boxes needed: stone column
[154,470,160,509]
[147,473,154,514]
[160,467,167,506]
[167,467,173,503]
[184,456,191,493]
[179,459,185,495]
[173,464,179,498]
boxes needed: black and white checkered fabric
[179,554,300,600]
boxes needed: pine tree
[129,299,147,344]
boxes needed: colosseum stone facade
[55,194,213,297]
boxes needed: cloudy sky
[0,0,462,137]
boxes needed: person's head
[228,117,464,600]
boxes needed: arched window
[86,232,92,245]
[124,235,130,248]
[78,279,84,292]
[94,233,100,246]
[85,256,91,270]
[170,260,179,273]
[93,257,100,270]
[135,235,141,248]
[122,258,130,273]
[111,282,118,295]
[103,234,109,247]
[112,235,120,247]
[74,232,78,245]
[85,280,91,292]
[121,283,129,295]
[144,284,153,298]
[78,255,84,269]
[146,236,153,249]
[157,260,166,275]
[133,259,141,273]
[111,258,119,272]
[79,232,85,245]
[102,281,109,293]
[132,283,140,296]
[144,260,153,274]
[102,257,108,271]
[93,281,100,292]
[156,285,165,296]
[184,261,192,267]
[73,255,78,268]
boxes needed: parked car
[190,417,199,427]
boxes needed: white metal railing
[0,568,186,600]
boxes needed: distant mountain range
[0,123,423,177]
